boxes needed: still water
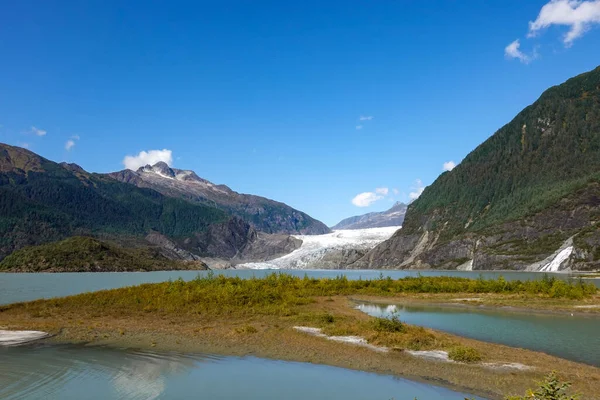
[1,269,597,305]
[0,344,483,400]
[356,302,600,367]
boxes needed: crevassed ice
[239,226,400,270]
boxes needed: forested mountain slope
[0,143,291,263]
[351,66,600,271]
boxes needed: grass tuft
[448,346,482,363]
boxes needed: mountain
[0,143,299,264]
[351,66,600,271]
[108,162,330,235]
[331,202,407,230]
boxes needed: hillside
[332,202,407,230]
[0,236,208,272]
[0,143,297,263]
[108,162,330,235]
[351,66,600,271]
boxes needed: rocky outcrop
[107,163,330,235]
[147,218,302,266]
[351,182,600,271]
[332,202,407,230]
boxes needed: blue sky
[1,1,599,226]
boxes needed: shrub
[371,315,404,333]
[507,371,580,400]
[448,346,482,363]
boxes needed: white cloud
[409,179,426,201]
[123,149,173,171]
[443,161,456,171]
[355,125,363,130]
[19,142,30,149]
[375,187,389,195]
[528,0,600,46]
[30,126,46,136]
[392,188,399,195]
[352,191,384,207]
[504,39,535,63]
[65,135,80,151]
[359,116,374,121]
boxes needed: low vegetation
[507,372,580,400]
[0,236,207,272]
[448,346,482,363]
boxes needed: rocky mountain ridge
[0,143,302,267]
[332,202,407,230]
[108,162,330,235]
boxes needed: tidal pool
[356,302,600,366]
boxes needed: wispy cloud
[123,149,173,171]
[30,126,47,136]
[19,142,30,149]
[409,179,426,201]
[528,0,600,46]
[359,115,374,121]
[355,125,363,130]
[65,135,80,151]
[443,161,457,171]
[352,191,385,207]
[504,40,535,63]
[352,187,390,207]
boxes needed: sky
[1,1,600,226]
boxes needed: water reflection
[0,343,483,399]
[356,302,600,366]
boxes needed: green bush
[371,315,404,333]
[507,372,580,400]
[448,346,482,363]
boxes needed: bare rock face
[351,182,600,271]
[107,163,330,235]
[147,218,303,265]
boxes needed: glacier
[238,226,400,270]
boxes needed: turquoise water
[356,302,600,366]
[0,344,483,400]
[1,269,597,305]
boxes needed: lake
[0,344,483,400]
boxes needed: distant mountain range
[332,202,406,230]
[0,144,326,268]
[350,66,600,272]
[108,162,330,235]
